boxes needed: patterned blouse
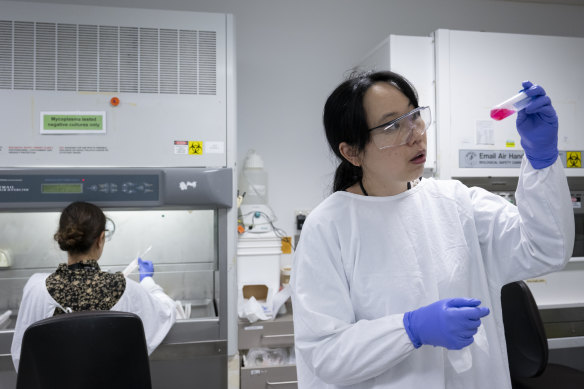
[45,260,126,315]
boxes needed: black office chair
[501,281,584,388]
[16,310,152,389]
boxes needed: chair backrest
[501,281,549,379]
[16,310,152,389]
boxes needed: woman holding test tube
[291,71,574,388]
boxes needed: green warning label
[43,115,102,130]
[41,112,106,134]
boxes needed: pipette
[0,310,12,329]
[122,245,152,277]
[490,90,532,121]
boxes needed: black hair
[323,70,419,192]
[54,201,106,254]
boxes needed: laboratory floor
[228,354,240,389]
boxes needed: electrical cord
[238,166,293,251]
[240,210,289,241]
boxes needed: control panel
[0,173,160,203]
[0,167,232,209]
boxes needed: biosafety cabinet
[0,0,235,169]
[0,2,237,388]
[359,29,584,180]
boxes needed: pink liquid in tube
[490,90,532,121]
[490,108,516,121]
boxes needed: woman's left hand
[138,257,154,281]
[516,81,559,169]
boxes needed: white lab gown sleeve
[10,274,56,372]
[112,276,177,355]
[291,215,414,386]
[470,157,575,286]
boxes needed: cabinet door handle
[266,379,298,387]
[261,334,294,339]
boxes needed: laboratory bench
[527,260,584,372]
[539,306,584,372]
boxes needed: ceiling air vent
[0,20,12,89]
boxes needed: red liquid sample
[490,108,515,121]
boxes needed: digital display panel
[41,183,83,194]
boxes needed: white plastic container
[237,232,282,314]
[237,230,282,252]
[237,251,281,314]
[240,150,268,205]
[280,266,292,286]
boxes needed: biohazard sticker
[566,151,582,168]
[188,141,203,155]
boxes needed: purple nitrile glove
[137,257,154,281]
[516,81,559,169]
[403,298,490,350]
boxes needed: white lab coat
[11,274,176,372]
[291,157,574,389]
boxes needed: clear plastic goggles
[369,106,431,149]
[104,218,116,241]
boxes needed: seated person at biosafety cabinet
[11,201,176,371]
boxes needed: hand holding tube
[403,298,490,350]
[516,81,559,169]
[138,257,154,281]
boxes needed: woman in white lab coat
[291,71,574,389]
[11,201,176,372]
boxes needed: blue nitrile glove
[403,298,490,350]
[137,257,154,281]
[516,81,559,169]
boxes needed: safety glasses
[104,218,116,241]
[369,106,431,150]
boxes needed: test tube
[490,91,532,121]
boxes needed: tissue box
[237,231,281,295]
[237,251,281,302]
[237,231,282,320]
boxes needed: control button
[99,183,110,194]
[122,182,135,194]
